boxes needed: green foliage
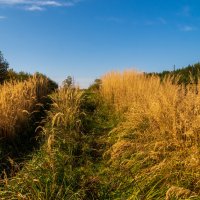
[0,51,9,84]
[6,70,58,91]
[0,50,58,91]
[7,69,31,81]
[88,79,102,91]
[62,76,74,88]
[148,62,200,85]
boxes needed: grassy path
[0,87,200,199]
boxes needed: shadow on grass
[0,96,52,178]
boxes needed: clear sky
[1,0,200,88]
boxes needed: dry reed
[0,75,49,138]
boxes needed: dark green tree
[0,51,9,84]
[147,62,200,86]
[88,78,102,91]
[62,76,74,88]
[7,69,31,81]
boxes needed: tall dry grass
[0,75,49,138]
[49,87,82,131]
[101,70,200,197]
[0,87,84,199]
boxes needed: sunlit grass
[101,70,200,198]
[1,70,200,199]
[0,75,49,138]
[0,87,84,199]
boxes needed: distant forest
[147,63,200,85]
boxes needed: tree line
[0,51,58,91]
[147,63,200,85]
[2,49,200,90]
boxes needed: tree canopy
[62,76,74,88]
[0,51,9,84]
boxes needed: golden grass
[49,87,82,131]
[0,75,49,138]
[0,87,84,199]
[101,70,200,196]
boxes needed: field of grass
[0,75,49,138]
[0,70,200,199]
[0,75,52,178]
[101,71,200,199]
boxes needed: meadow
[101,71,200,199]
[0,70,200,199]
[0,75,49,138]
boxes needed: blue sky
[1,0,200,87]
